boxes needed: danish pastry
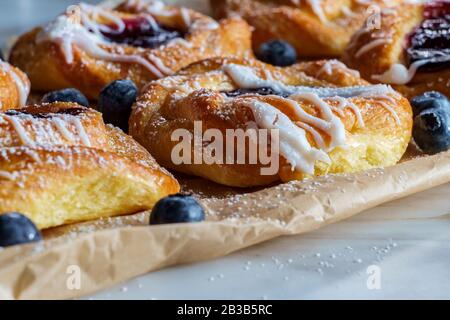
[0,102,179,229]
[0,59,30,110]
[344,0,450,98]
[129,58,412,187]
[9,0,252,100]
[210,0,400,59]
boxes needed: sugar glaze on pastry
[130,58,412,187]
[10,0,252,99]
[210,0,403,58]
[0,103,179,229]
[0,59,30,110]
[344,0,450,97]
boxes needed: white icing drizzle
[1,112,92,147]
[52,117,76,143]
[0,170,18,181]
[355,38,392,58]
[180,7,191,28]
[36,6,172,78]
[296,122,326,149]
[223,64,399,99]
[0,60,30,108]
[143,13,160,31]
[316,59,361,78]
[79,3,125,36]
[3,115,34,145]
[148,54,173,75]
[283,94,346,150]
[306,0,328,23]
[70,117,92,147]
[327,96,365,128]
[372,60,431,85]
[247,100,330,174]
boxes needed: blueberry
[42,88,89,107]
[413,108,450,154]
[0,48,4,60]
[255,40,297,67]
[410,91,449,116]
[98,80,138,132]
[0,212,42,247]
[150,194,205,225]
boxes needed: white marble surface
[1,0,449,300]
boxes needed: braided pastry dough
[210,0,400,58]
[9,0,252,99]
[129,58,412,187]
[0,59,30,111]
[344,0,450,98]
[0,103,179,229]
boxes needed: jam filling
[223,87,290,97]
[4,108,86,118]
[101,17,184,49]
[406,0,450,71]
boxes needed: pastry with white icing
[129,58,413,187]
[210,0,402,58]
[9,0,252,100]
[0,59,30,111]
[344,0,450,98]
[0,102,179,229]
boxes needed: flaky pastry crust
[344,2,450,98]
[210,0,401,58]
[130,58,412,187]
[0,60,30,111]
[9,0,252,100]
[0,103,179,229]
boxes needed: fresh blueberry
[150,194,205,225]
[255,40,297,67]
[0,48,4,60]
[0,212,42,248]
[413,108,450,154]
[410,91,449,116]
[98,79,138,132]
[42,88,89,107]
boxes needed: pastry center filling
[101,16,185,49]
[223,87,290,97]
[406,0,450,72]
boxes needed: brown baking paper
[0,149,449,300]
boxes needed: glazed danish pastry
[344,0,450,98]
[0,102,179,229]
[9,0,252,100]
[0,59,30,110]
[210,0,400,58]
[129,58,412,187]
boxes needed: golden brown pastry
[129,58,412,187]
[0,102,179,229]
[0,59,30,111]
[344,0,450,98]
[9,0,252,100]
[210,0,401,59]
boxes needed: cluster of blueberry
[0,194,204,248]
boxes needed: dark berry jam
[5,108,86,118]
[406,0,450,72]
[101,17,184,49]
[223,87,289,97]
